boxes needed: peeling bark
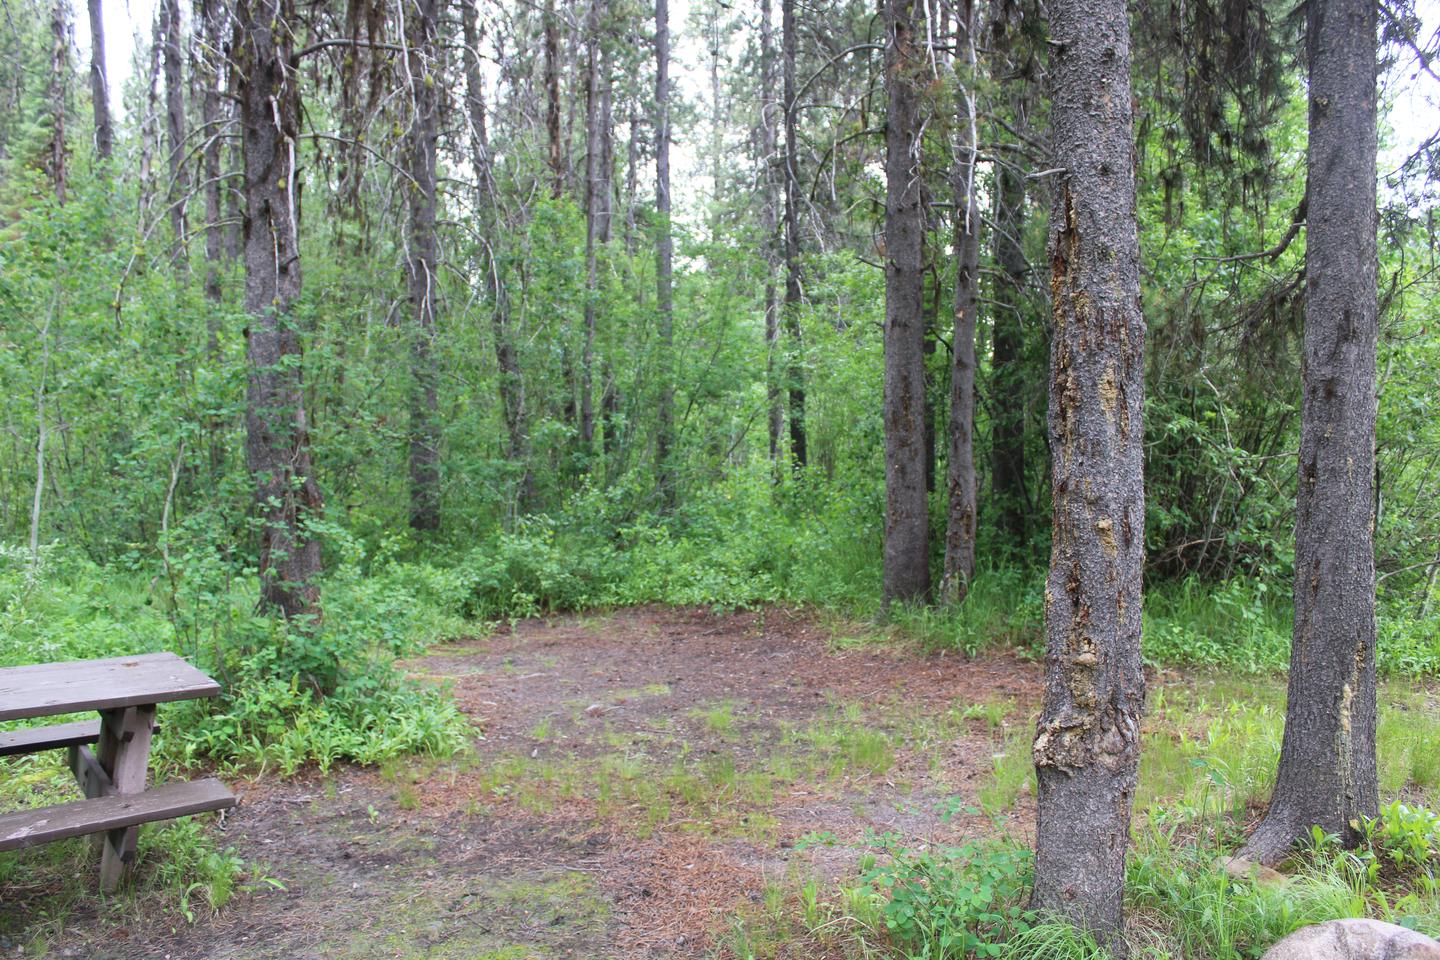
[1030,0,1146,945]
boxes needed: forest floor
[5,605,1047,959]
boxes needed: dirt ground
[9,606,1044,959]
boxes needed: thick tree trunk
[236,0,324,623]
[47,0,69,204]
[1030,0,1145,945]
[86,0,111,161]
[781,0,806,469]
[199,0,224,310]
[1238,0,1379,867]
[941,0,979,605]
[881,0,930,605]
[655,0,675,506]
[760,0,784,470]
[405,0,441,532]
[544,0,564,199]
[162,0,188,265]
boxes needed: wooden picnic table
[0,652,236,891]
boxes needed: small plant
[864,833,1037,958]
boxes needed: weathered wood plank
[0,778,235,852]
[0,653,219,722]
[97,704,155,889]
[0,720,101,757]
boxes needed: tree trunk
[544,0,564,199]
[138,11,163,218]
[990,161,1029,552]
[162,0,188,266]
[580,0,611,450]
[47,0,69,204]
[1030,0,1145,945]
[654,0,675,506]
[1238,0,1379,867]
[86,0,111,161]
[881,0,930,606]
[463,0,532,512]
[781,0,806,469]
[988,0,1036,558]
[235,0,324,623]
[760,0,783,470]
[941,0,979,605]
[199,0,224,310]
[405,0,441,532]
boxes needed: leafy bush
[863,832,1037,958]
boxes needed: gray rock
[1262,919,1440,960]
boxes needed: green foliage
[863,833,1038,958]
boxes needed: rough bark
[47,0,69,204]
[86,0,111,161]
[235,0,324,623]
[881,0,930,606]
[654,0,675,506]
[462,0,533,512]
[405,0,442,532]
[941,0,979,605]
[760,0,784,469]
[781,0,806,469]
[1238,0,1379,867]
[162,0,188,265]
[1030,0,1146,945]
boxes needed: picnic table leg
[94,705,156,892]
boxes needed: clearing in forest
[2,606,1043,958]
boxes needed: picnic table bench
[0,652,236,891]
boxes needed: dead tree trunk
[654,0,675,506]
[405,0,442,532]
[162,0,188,266]
[781,0,806,469]
[1030,0,1146,945]
[941,0,979,604]
[881,0,930,605]
[1238,0,1379,867]
[86,0,111,161]
[235,0,324,623]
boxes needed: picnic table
[0,652,236,891]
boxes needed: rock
[1261,919,1440,960]
[1221,856,1289,887]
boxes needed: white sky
[74,0,1440,209]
